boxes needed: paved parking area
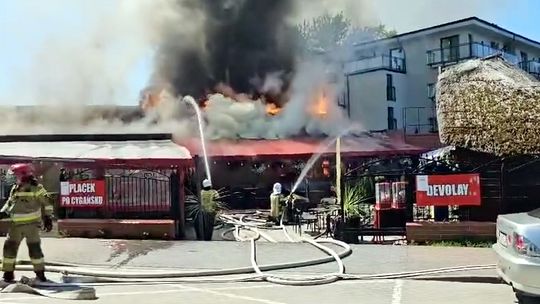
[0,273,517,304]
[0,238,516,303]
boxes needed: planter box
[406,221,496,243]
[57,219,176,240]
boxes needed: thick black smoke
[151,0,298,100]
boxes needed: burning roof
[139,70,360,140]
[180,136,427,159]
[0,1,366,141]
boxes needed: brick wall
[406,221,496,243]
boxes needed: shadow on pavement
[413,276,505,285]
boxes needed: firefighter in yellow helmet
[196,179,220,241]
[0,164,53,283]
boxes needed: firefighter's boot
[3,271,14,283]
[35,271,47,282]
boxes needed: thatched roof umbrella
[437,55,540,156]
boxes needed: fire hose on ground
[0,211,498,300]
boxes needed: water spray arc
[183,96,212,183]
[291,127,353,194]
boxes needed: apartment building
[343,17,540,146]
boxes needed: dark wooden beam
[0,133,173,142]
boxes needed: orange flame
[266,103,281,116]
[316,94,328,116]
[309,88,329,117]
[140,90,163,112]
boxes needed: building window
[441,35,460,62]
[490,41,500,50]
[387,107,397,130]
[389,48,405,71]
[386,74,396,101]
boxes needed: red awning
[0,140,193,167]
[180,136,427,159]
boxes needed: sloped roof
[0,140,191,165]
[181,136,426,159]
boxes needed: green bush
[343,177,374,224]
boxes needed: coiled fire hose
[2,211,496,288]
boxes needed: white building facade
[343,17,540,138]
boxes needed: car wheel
[516,292,540,304]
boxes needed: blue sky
[489,0,540,44]
[0,0,539,106]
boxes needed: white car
[493,209,540,303]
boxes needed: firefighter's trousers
[2,222,45,272]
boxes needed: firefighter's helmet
[9,163,34,178]
[273,183,282,195]
[202,179,212,188]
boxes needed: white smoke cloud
[0,0,363,139]
[261,72,286,95]
[192,58,363,140]
[0,0,204,136]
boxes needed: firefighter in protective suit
[269,183,286,224]
[196,179,220,241]
[0,164,53,283]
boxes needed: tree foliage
[295,11,397,53]
[296,12,351,52]
[366,24,398,40]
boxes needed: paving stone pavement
[0,272,518,304]
[0,237,519,304]
[1,237,497,272]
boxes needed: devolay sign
[60,180,106,208]
[416,174,481,207]
[426,184,469,197]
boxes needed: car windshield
[529,208,540,218]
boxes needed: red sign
[60,180,106,208]
[416,174,481,207]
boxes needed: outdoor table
[308,206,340,235]
[309,207,327,233]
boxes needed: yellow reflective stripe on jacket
[12,192,39,198]
[31,258,45,265]
[36,188,48,196]
[2,258,16,264]
[11,189,48,198]
[11,210,42,222]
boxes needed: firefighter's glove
[0,212,9,220]
[42,215,53,232]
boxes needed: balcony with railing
[519,60,540,80]
[345,55,406,75]
[402,107,438,135]
[427,42,519,66]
